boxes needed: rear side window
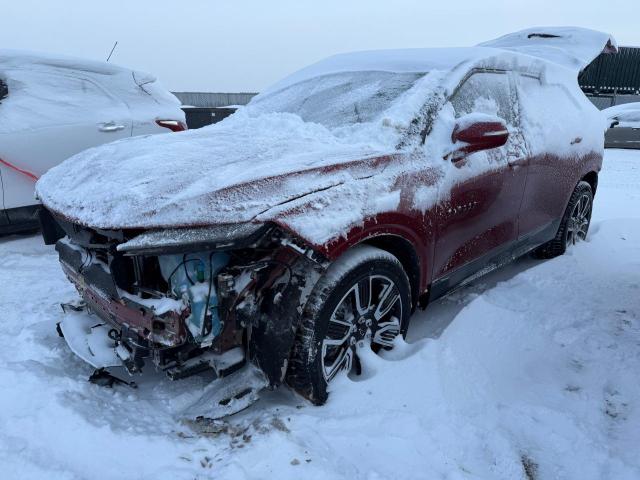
[515,73,585,156]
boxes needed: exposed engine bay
[41,210,326,417]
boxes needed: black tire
[286,245,411,405]
[533,181,593,259]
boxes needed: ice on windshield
[249,71,425,129]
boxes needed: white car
[601,102,640,149]
[0,50,186,234]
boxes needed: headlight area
[53,221,327,384]
[157,251,230,346]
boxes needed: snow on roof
[479,26,617,72]
[263,47,491,95]
[263,27,616,96]
[0,49,153,81]
[0,49,183,134]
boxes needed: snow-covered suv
[37,27,615,416]
[0,51,186,234]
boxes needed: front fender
[273,210,435,295]
[231,245,325,387]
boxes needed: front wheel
[534,180,593,259]
[287,245,411,405]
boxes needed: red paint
[451,120,509,158]
[517,152,601,236]
[0,157,39,182]
[61,261,188,347]
[271,147,600,297]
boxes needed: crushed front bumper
[58,306,268,419]
[56,238,188,350]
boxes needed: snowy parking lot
[1,148,639,480]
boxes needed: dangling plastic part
[179,365,268,421]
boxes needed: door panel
[432,71,529,284]
[0,70,131,210]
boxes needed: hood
[479,26,617,72]
[36,112,394,230]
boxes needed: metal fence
[580,47,640,96]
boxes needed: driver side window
[450,71,525,159]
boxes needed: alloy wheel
[566,192,592,246]
[320,274,402,382]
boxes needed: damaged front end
[42,211,326,415]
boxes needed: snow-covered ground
[1,149,639,480]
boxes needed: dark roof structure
[171,92,257,108]
[580,47,640,94]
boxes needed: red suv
[37,27,616,414]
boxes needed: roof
[262,47,503,95]
[0,49,151,81]
[479,26,617,72]
[263,27,616,96]
[580,47,640,94]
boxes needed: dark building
[171,92,258,129]
[580,46,640,109]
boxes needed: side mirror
[450,114,509,161]
[609,119,620,129]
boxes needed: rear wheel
[534,181,593,259]
[287,245,411,405]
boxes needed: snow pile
[2,149,640,479]
[0,49,183,134]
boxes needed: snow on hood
[479,26,617,72]
[36,111,394,230]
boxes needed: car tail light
[156,120,188,132]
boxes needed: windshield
[249,71,426,128]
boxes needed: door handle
[99,122,126,132]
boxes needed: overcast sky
[2,0,634,92]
